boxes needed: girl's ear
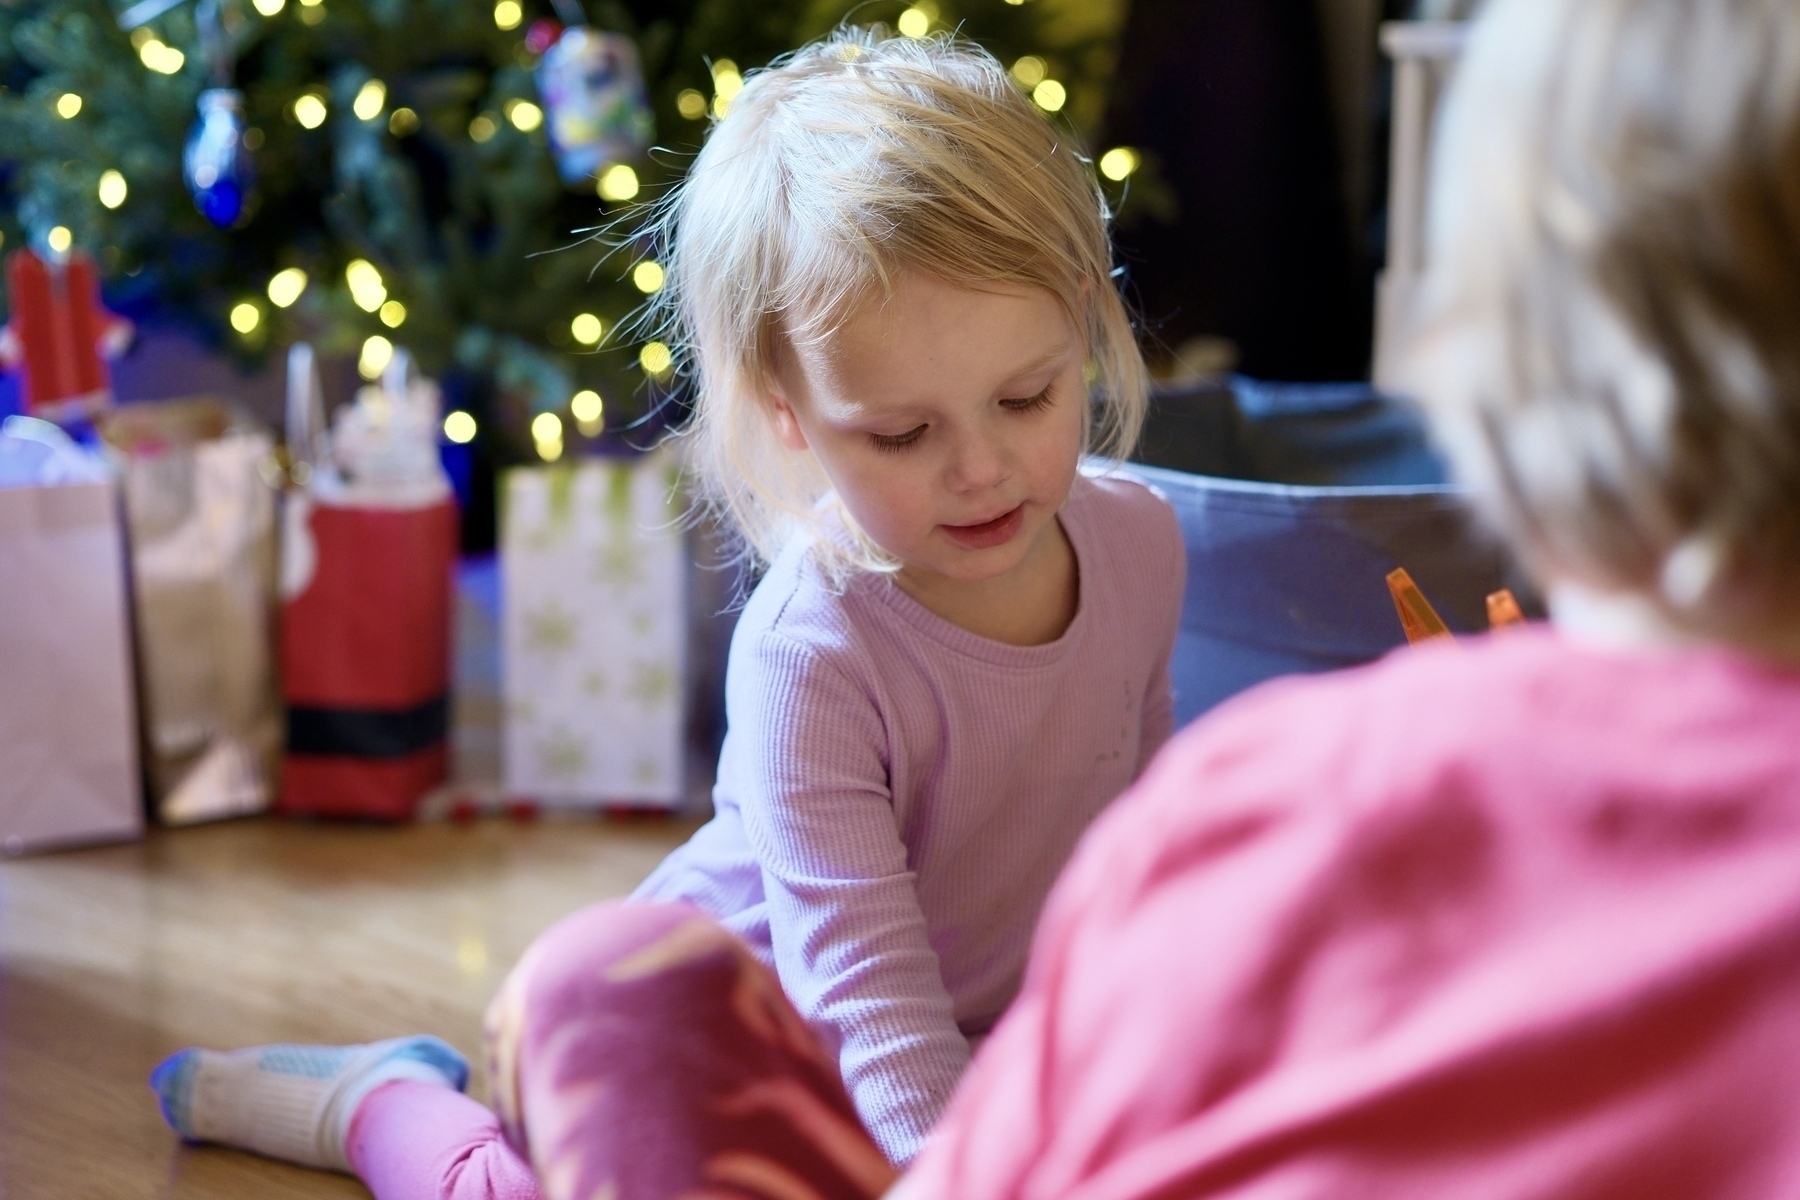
[764,381,811,452]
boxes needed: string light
[97,170,128,209]
[570,313,604,345]
[443,411,477,444]
[267,267,308,307]
[46,226,72,254]
[346,260,387,312]
[293,93,328,129]
[597,164,638,202]
[137,38,185,74]
[632,261,664,293]
[1010,56,1046,87]
[1098,147,1140,181]
[711,59,742,118]
[571,389,603,436]
[469,113,497,142]
[506,100,543,131]
[897,4,936,38]
[677,89,707,120]
[1032,79,1067,113]
[230,302,261,334]
[353,79,386,121]
[358,335,394,380]
[252,0,284,15]
[532,412,564,462]
[388,107,419,136]
[297,0,324,26]
[56,93,82,119]
[379,300,407,328]
[493,0,521,30]
[639,342,672,376]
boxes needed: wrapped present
[100,399,280,826]
[0,418,142,854]
[501,453,686,810]
[278,346,457,820]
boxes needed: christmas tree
[0,0,1131,462]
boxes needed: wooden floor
[0,815,696,1199]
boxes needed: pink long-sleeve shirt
[635,473,1184,1164]
[909,628,1800,1198]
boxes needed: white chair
[1373,21,1468,389]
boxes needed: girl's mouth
[941,505,1024,550]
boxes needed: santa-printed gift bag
[278,346,457,821]
[500,452,686,810]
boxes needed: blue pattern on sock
[387,1036,471,1092]
[257,1044,357,1079]
[149,1050,198,1137]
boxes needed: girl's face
[767,272,1087,588]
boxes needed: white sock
[149,1036,468,1172]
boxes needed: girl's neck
[1549,581,1800,669]
[894,516,1078,648]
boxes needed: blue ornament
[536,29,654,186]
[183,88,254,228]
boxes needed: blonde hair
[645,26,1147,576]
[1403,0,1800,630]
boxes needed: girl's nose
[945,430,1010,493]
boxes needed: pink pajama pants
[347,901,899,1200]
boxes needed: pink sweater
[635,473,1184,1164]
[910,629,1800,1197]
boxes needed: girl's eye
[870,425,927,453]
[1001,387,1054,413]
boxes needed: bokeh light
[443,411,478,444]
[229,302,261,334]
[571,313,604,345]
[97,170,128,209]
[597,164,639,201]
[267,267,308,307]
[358,334,394,380]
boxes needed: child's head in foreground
[1406,0,1800,659]
[649,27,1145,584]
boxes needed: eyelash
[867,387,1055,454]
[1002,387,1055,414]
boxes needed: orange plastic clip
[1386,568,1455,645]
[1486,588,1527,631]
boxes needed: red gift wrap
[279,498,457,820]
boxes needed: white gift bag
[500,453,687,809]
[0,474,144,854]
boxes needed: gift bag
[0,419,142,854]
[278,346,457,821]
[1126,376,1533,724]
[100,399,280,825]
[501,453,686,810]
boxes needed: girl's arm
[1137,498,1187,773]
[727,630,969,1166]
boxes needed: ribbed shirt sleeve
[1136,497,1185,772]
[729,630,970,1165]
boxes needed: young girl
[150,25,1183,1194]
[181,1,1800,1197]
